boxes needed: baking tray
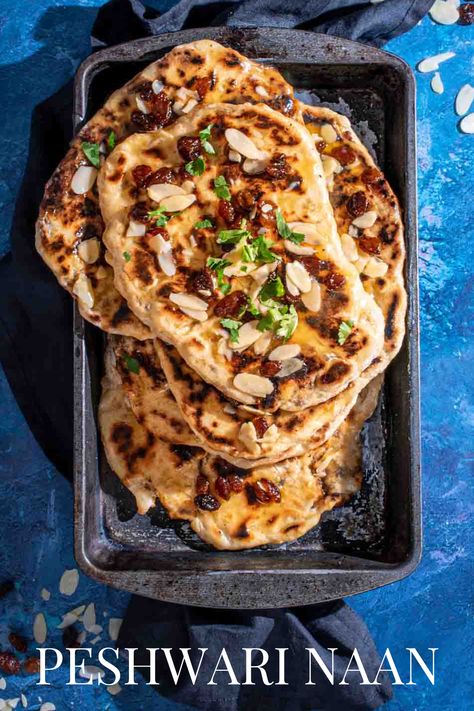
[73,27,421,608]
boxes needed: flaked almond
[301,281,321,313]
[250,262,278,284]
[218,337,233,361]
[229,320,262,350]
[455,84,474,115]
[234,373,274,397]
[341,233,359,262]
[320,123,338,144]
[152,232,171,255]
[238,422,261,455]
[178,306,207,321]
[363,257,388,278]
[73,274,94,309]
[59,568,79,596]
[228,149,242,162]
[460,113,474,134]
[225,128,264,160]
[243,157,268,174]
[288,222,319,241]
[127,220,146,237]
[152,79,164,94]
[169,292,208,311]
[429,0,459,25]
[269,344,301,361]
[181,179,195,193]
[77,238,100,264]
[284,240,314,256]
[160,193,196,212]
[286,261,312,294]
[260,423,278,442]
[182,98,198,114]
[352,210,378,228]
[321,155,342,177]
[176,86,199,101]
[417,50,455,73]
[147,183,186,202]
[158,250,176,277]
[354,254,370,273]
[33,613,47,644]
[135,96,149,114]
[173,100,185,115]
[71,165,97,194]
[275,357,303,378]
[253,331,272,356]
[431,72,444,94]
[255,85,269,98]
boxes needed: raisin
[147,167,175,185]
[298,255,325,277]
[270,96,295,116]
[189,267,214,295]
[315,139,326,153]
[130,202,149,223]
[196,474,210,496]
[253,416,269,438]
[214,290,247,318]
[331,145,356,166]
[255,199,277,227]
[358,235,381,255]
[147,226,169,241]
[177,136,201,161]
[8,633,27,653]
[215,476,231,500]
[150,91,173,127]
[322,272,346,290]
[266,153,291,179]
[23,657,41,675]
[459,3,474,24]
[132,164,152,188]
[195,494,220,511]
[131,110,159,131]
[361,167,382,185]
[218,199,236,225]
[0,580,14,599]
[261,361,281,377]
[0,651,21,675]
[224,164,242,184]
[62,625,80,649]
[233,188,257,213]
[195,75,213,98]
[253,478,281,504]
[346,191,369,218]
[136,81,154,101]
[227,474,245,493]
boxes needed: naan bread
[302,105,406,358]
[100,101,385,411]
[137,108,406,467]
[99,349,382,549]
[36,40,296,338]
[106,336,198,446]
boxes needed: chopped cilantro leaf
[213,175,231,201]
[246,299,260,317]
[185,156,205,176]
[207,257,231,294]
[123,251,131,262]
[259,275,285,302]
[251,235,281,263]
[199,124,216,155]
[81,141,100,168]
[122,353,140,374]
[195,218,214,230]
[276,305,298,340]
[275,209,305,244]
[107,130,116,151]
[147,206,168,227]
[338,319,354,345]
[220,318,241,343]
[217,228,251,244]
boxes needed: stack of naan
[37,40,406,550]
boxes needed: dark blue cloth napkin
[0,1,432,709]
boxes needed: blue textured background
[0,2,473,709]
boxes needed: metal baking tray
[73,27,421,608]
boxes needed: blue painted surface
[0,2,473,709]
